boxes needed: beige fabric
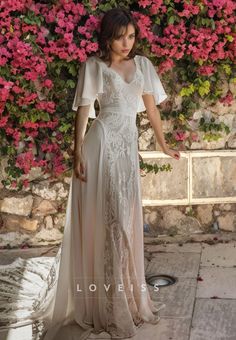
[43,55,167,339]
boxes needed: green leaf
[66,80,76,88]
[68,64,77,76]
[168,16,175,24]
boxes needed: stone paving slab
[144,243,202,254]
[196,267,236,299]
[87,318,191,340]
[146,252,200,279]
[148,278,196,318]
[200,242,236,267]
[1,242,236,339]
[189,298,236,340]
[123,317,191,340]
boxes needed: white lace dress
[43,54,168,340]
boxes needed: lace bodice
[72,54,168,119]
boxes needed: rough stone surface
[192,156,236,198]
[2,215,39,232]
[149,278,197,318]
[200,242,236,267]
[196,205,213,225]
[122,318,191,340]
[0,228,63,247]
[53,213,66,230]
[138,128,154,150]
[32,181,68,201]
[0,195,33,216]
[217,212,236,232]
[158,208,202,235]
[32,198,57,216]
[197,268,236,299]
[190,299,236,340]
[141,158,188,201]
[44,215,53,230]
[228,133,236,148]
[146,252,200,279]
[218,203,233,211]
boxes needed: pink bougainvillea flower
[22,121,39,129]
[12,85,24,94]
[174,131,188,141]
[22,179,30,188]
[139,0,152,8]
[219,91,233,105]
[25,130,39,138]
[150,1,162,15]
[17,92,38,106]
[43,79,53,88]
[41,140,59,153]
[177,2,200,17]
[0,88,10,102]
[11,181,17,188]
[157,58,175,74]
[197,276,203,282]
[197,64,216,76]
[64,32,73,44]
[0,116,9,127]
[16,151,37,174]
[36,101,56,113]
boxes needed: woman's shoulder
[135,55,155,74]
[83,56,107,74]
[85,55,103,65]
[135,54,152,65]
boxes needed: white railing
[140,150,236,206]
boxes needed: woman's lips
[122,49,129,52]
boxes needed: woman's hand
[73,151,87,182]
[163,147,181,160]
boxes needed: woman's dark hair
[95,7,144,65]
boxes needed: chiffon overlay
[42,54,168,339]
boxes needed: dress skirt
[43,111,164,340]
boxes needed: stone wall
[0,175,69,248]
[0,168,235,248]
[143,203,236,237]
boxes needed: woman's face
[109,23,136,58]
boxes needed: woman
[43,7,180,340]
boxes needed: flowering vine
[0,0,235,189]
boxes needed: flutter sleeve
[137,56,168,113]
[72,56,103,119]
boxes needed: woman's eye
[115,34,135,41]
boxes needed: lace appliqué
[96,113,144,337]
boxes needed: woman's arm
[142,94,180,160]
[73,105,90,182]
[74,105,90,155]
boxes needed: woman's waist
[99,106,136,117]
[94,113,138,135]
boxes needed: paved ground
[0,235,236,340]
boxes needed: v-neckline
[100,55,137,85]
